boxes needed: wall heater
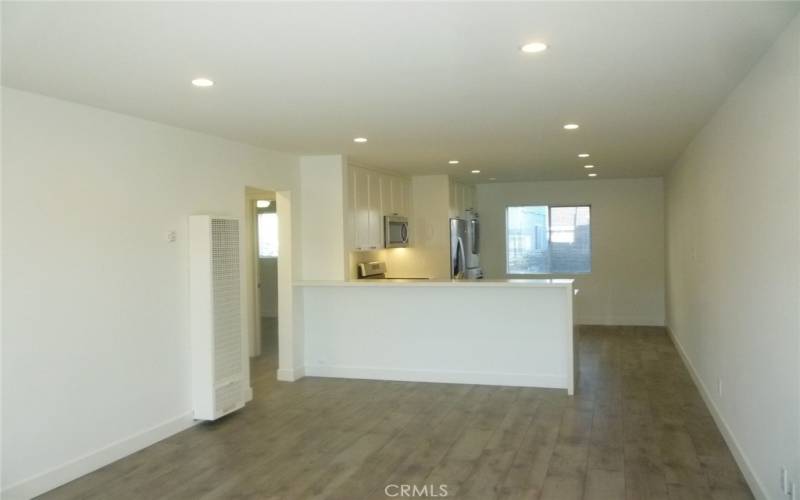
[189,215,247,420]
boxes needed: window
[506,205,591,274]
[257,201,278,258]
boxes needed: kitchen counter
[288,277,576,394]
[294,278,574,287]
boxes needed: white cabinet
[352,168,371,250]
[367,173,382,249]
[449,181,476,218]
[349,165,411,251]
[386,176,409,216]
[463,185,474,213]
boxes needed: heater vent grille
[215,379,244,416]
[211,218,242,382]
[190,215,247,421]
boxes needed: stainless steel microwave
[384,215,409,248]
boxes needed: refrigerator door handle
[455,238,466,279]
[471,219,480,255]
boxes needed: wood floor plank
[584,468,626,500]
[37,326,754,500]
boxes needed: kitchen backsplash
[349,247,422,279]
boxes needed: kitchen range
[357,261,428,281]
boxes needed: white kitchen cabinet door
[448,182,457,218]
[353,167,371,250]
[392,177,411,217]
[389,176,409,216]
[463,185,475,212]
[380,175,393,216]
[402,179,411,216]
[368,172,383,249]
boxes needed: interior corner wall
[476,177,665,326]
[664,15,800,500]
[1,88,301,498]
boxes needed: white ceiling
[3,2,798,182]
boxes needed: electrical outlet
[166,230,177,243]
[717,378,723,397]
[782,467,790,494]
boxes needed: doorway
[245,187,299,386]
[255,198,279,362]
[244,187,277,362]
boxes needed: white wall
[665,16,800,500]
[1,88,300,498]
[259,257,278,318]
[476,178,665,326]
[298,155,347,281]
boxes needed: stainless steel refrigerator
[450,211,483,279]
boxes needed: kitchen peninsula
[287,161,576,394]
[291,279,576,394]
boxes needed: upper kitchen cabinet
[367,173,382,249]
[351,166,373,250]
[382,175,410,217]
[449,181,476,219]
[348,164,411,251]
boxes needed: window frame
[504,203,592,276]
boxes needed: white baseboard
[276,366,306,382]
[2,412,196,500]
[304,364,568,390]
[666,327,767,500]
[577,316,665,326]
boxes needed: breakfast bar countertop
[294,278,574,288]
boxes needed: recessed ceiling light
[521,42,548,54]
[448,160,460,165]
[191,78,214,87]
[563,123,579,130]
[256,200,272,208]
[489,177,497,181]
[471,170,481,174]
[584,165,595,169]
[353,137,368,143]
[578,153,590,158]
[588,173,597,177]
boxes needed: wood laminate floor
[38,326,753,500]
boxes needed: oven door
[384,216,409,248]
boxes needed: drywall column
[298,155,348,281]
[410,175,451,279]
[276,191,303,381]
